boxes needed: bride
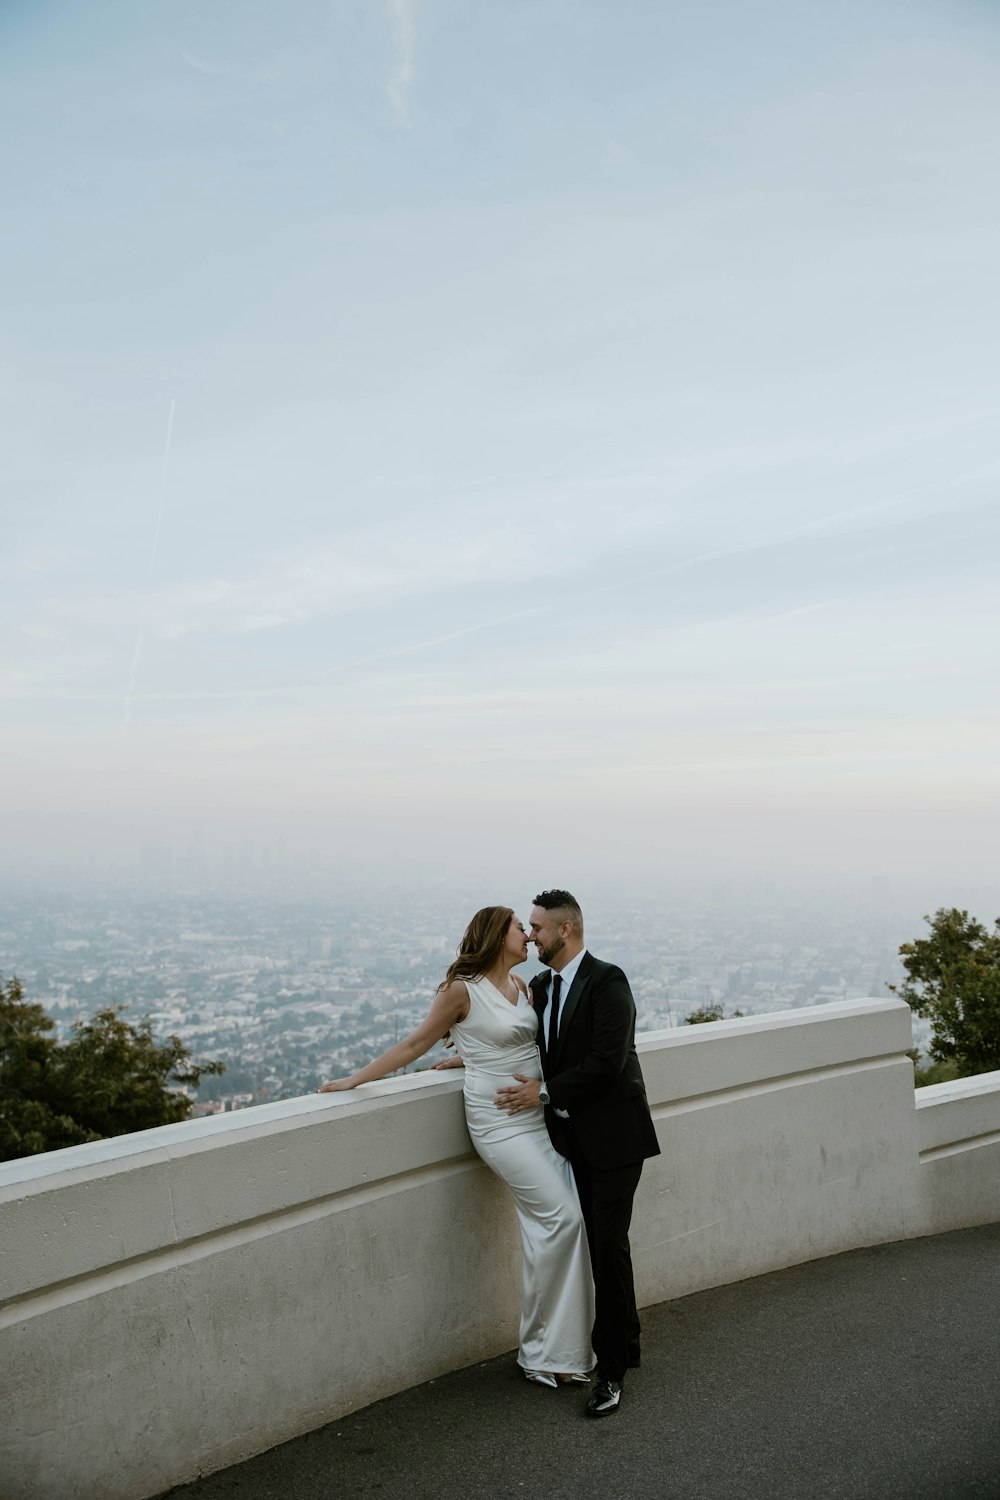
[319,905,594,1385]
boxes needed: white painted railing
[1,998,997,1500]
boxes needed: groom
[496,890,660,1418]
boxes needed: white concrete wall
[632,998,921,1304]
[0,1077,520,1500]
[913,1069,1000,1236]
[0,998,997,1500]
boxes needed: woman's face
[504,916,530,966]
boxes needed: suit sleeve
[545,966,636,1111]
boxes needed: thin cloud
[592,460,1000,604]
[155,529,536,639]
[386,0,418,125]
[314,603,548,679]
[180,52,281,83]
[48,517,555,647]
[124,398,175,726]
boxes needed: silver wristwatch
[538,1082,550,1106]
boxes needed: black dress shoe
[585,1379,622,1418]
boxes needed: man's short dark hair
[533,889,584,936]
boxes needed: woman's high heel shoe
[522,1369,558,1388]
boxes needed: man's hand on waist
[495,1074,543,1114]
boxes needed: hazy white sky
[3,0,999,894]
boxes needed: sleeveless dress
[449,977,594,1376]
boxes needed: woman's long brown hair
[438,906,515,990]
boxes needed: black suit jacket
[531,952,660,1171]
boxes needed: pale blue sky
[3,0,999,891]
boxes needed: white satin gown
[449,977,594,1377]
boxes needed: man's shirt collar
[550,946,587,994]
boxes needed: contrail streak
[314,603,548,680]
[292,457,1000,697]
[386,0,417,125]
[334,459,1000,680]
[112,450,997,714]
[124,398,175,725]
[587,458,1000,605]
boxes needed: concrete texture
[161,1224,1000,1500]
[916,1071,1000,1238]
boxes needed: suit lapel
[551,952,593,1062]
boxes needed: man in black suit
[496,890,660,1418]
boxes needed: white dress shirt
[546,946,588,1038]
[544,948,587,1117]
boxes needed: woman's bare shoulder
[436,977,471,1018]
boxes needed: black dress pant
[567,1145,644,1383]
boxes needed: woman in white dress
[319,906,594,1385]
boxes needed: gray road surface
[161,1224,1000,1500]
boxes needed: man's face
[529,905,566,967]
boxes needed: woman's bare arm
[318,981,469,1091]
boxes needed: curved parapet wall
[1,998,997,1500]
[633,997,921,1302]
[0,1075,519,1500]
[914,1069,1000,1235]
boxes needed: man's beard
[540,935,565,967]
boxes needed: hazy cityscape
[0,865,951,1114]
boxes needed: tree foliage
[0,975,224,1162]
[685,1002,744,1025]
[906,1050,960,1089]
[889,908,1000,1079]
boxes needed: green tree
[0,975,224,1162]
[889,908,1000,1079]
[685,1003,744,1025]
[906,1050,960,1089]
[0,977,87,1157]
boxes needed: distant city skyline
[3,0,999,897]
[0,881,923,1105]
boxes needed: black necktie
[547,973,562,1055]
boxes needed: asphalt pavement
[161,1223,1000,1500]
